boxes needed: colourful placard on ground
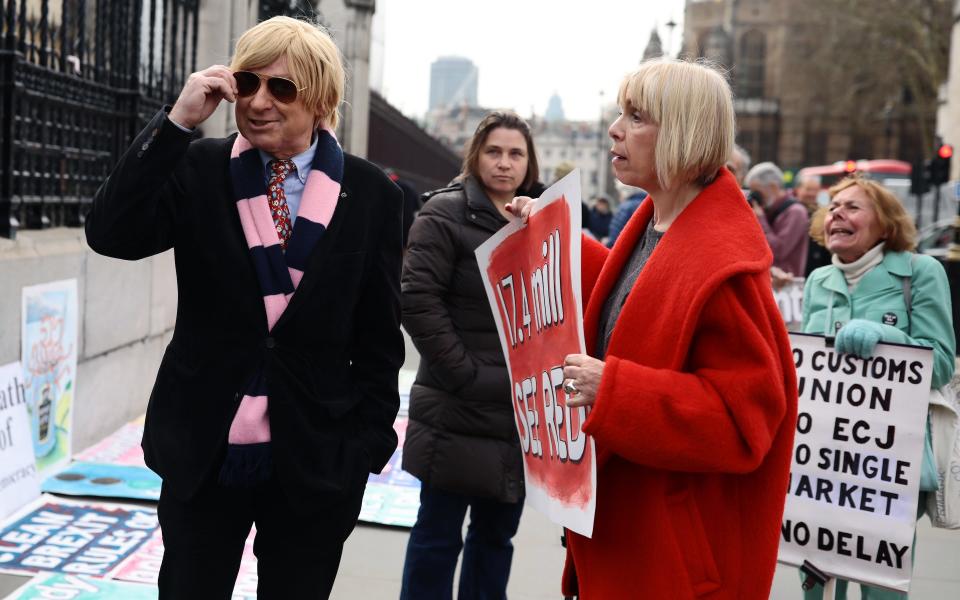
[106,529,164,585]
[0,496,157,577]
[778,333,933,593]
[359,417,420,527]
[109,527,257,600]
[0,362,40,522]
[2,572,157,600]
[474,169,596,538]
[41,462,161,502]
[358,483,420,528]
[20,280,78,477]
[74,419,145,467]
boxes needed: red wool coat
[563,169,798,599]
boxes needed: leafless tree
[805,0,954,158]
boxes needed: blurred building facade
[643,29,664,60]
[425,105,489,157]
[682,0,933,170]
[429,56,478,111]
[544,93,565,122]
[937,0,960,181]
[533,115,612,201]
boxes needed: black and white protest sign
[779,333,933,592]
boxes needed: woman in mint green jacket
[800,177,955,599]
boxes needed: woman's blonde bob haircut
[810,176,917,252]
[617,58,735,190]
[230,16,345,130]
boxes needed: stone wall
[0,228,176,453]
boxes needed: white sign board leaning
[0,361,41,521]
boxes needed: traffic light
[910,160,929,195]
[927,143,953,186]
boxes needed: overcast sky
[370,0,687,122]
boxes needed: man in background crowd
[588,196,613,245]
[746,162,810,278]
[606,186,648,248]
[727,144,751,186]
[794,173,831,275]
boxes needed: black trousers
[156,472,366,600]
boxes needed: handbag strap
[898,254,916,335]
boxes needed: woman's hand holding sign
[505,196,535,223]
[563,353,604,408]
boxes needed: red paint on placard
[485,198,592,508]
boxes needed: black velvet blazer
[85,110,404,513]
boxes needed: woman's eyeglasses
[234,71,306,104]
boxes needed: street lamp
[665,18,677,58]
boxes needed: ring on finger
[563,379,579,396]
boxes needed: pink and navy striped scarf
[220,129,343,486]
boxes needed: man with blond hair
[86,16,403,599]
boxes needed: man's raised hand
[167,65,238,130]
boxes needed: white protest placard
[779,333,933,592]
[774,277,805,331]
[475,169,596,537]
[21,279,78,476]
[0,362,40,521]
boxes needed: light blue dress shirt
[259,138,317,225]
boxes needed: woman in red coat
[510,58,797,599]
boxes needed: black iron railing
[0,0,198,238]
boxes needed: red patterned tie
[267,159,296,249]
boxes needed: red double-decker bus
[796,159,911,189]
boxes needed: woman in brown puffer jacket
[399,111,541,600]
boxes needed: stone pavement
[0,504,957,598]
[332,504,564,599]
[329,504,960,600]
